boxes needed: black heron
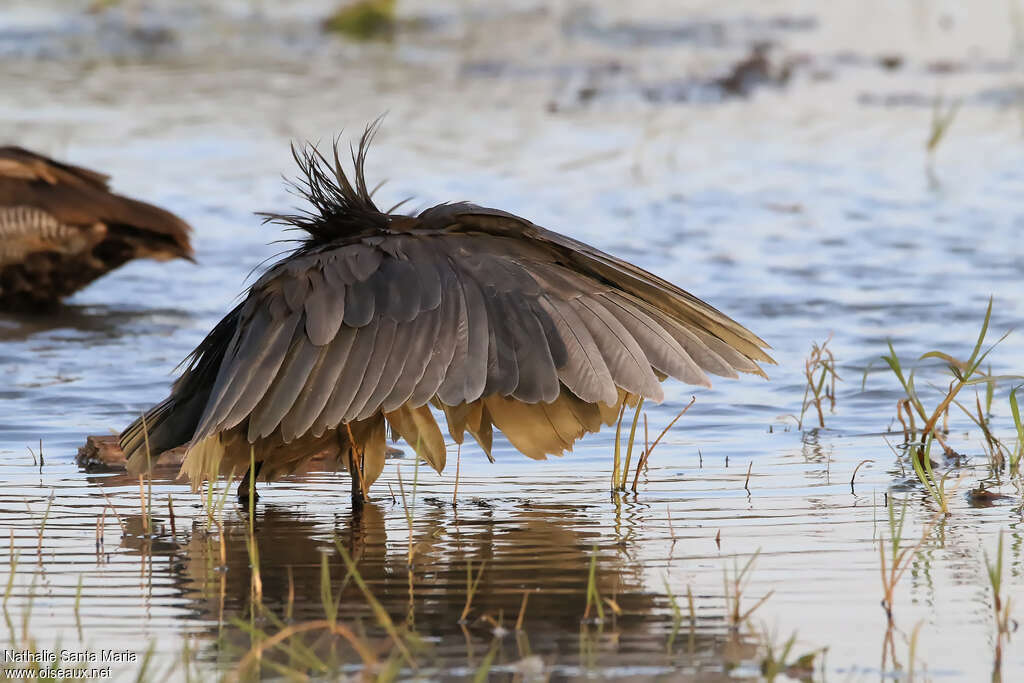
[120,125,773,505]
[0,146,193,310]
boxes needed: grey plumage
[121,123,773,497]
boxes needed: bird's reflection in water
[120,501,760,678]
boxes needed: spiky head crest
[262,121,391,244]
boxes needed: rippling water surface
[1,1,1023,680]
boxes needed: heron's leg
[339,429,365,511]
[237,460,264,501]
[349,448,365,510]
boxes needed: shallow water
[1,1,1023,680]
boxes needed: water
[1,1,1023,679]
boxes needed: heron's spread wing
[186,220,771,472]
[419,202,772,368]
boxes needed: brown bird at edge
[119,123,773,507]
[0,146,194,310]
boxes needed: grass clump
[881,298,1019,512]
[323,0,396,40]
[611,396,695,493]
[799,336,839,430]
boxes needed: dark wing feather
[303,267,344,346]
[435,264,471,405]
[503,295,560,403]
[599,291,710,387]
[380,305,443,412]
[312,318,382,435]
[400,239,443,310]
[279,326,357,441]
[652,313,738,378]
[190,301,274,438]
[483,290,519,396]
[571,296,663,400]
[551,234,770,365]
[208,306,301,436]
[537,297,618,405]
[407,269,461,407]
[379,258,422,322]
[343,316,398,421]
[248,334,321,441]
[428,204,772,372]
[456,262,492,401]
[343,277,375,326]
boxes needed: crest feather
[261,120,390,243]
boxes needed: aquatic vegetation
[799,336,838,430]
[926,94,961,159]
[758,628,821,682]
[1008,387,1024,475]
[985,532,1014,677]
[612,396,696,494]
[583,547,604,622]
[879,497,912,625]
[877,497,940,677]
[723,549,773,631]
[514,592,529,632]
[850,458,874,494]
[323,0,397,40]
[397,457,420,567]
[3,434,1019,681]
[903,620,926,681]
[663,577,684,649]
[878,497,938,627]
[881,298,1020,513]
[613,396,645,490]
[460,559,487,623]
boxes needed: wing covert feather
[304,267,346,346]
